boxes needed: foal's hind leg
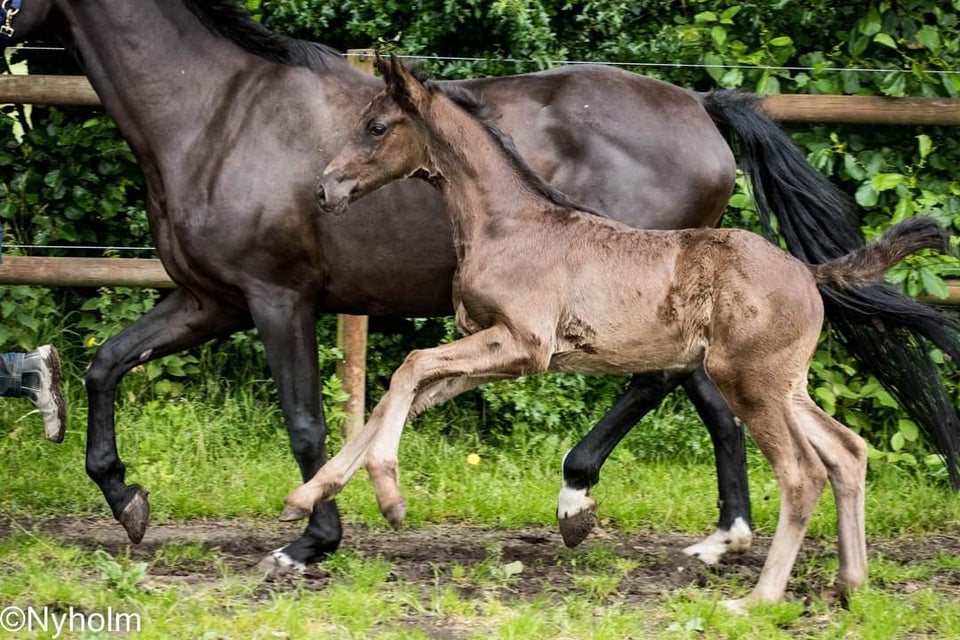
[709,368,828,609]
[794,395,868,598]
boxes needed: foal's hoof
[558,500,597,548]
[279,504,312,522]
[720,598,750,615]
[118,487,150,544]
[380,500,407,530]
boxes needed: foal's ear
[374,52,392,82]
[386,53,432,114]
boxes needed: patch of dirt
[3,516,960,625]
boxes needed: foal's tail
[702,89,960,489]
[811,217,951,289]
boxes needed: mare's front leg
[246,290,343,575]
[283,324,547,518]
[85,288,248,543]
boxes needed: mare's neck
[57,2,225,152]
[54,0,344,164]
[426,100,558,254]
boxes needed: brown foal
[292,55,949,609]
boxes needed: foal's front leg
[367,373,512,527]
[282,324,547,519]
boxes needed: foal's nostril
[315,183,327,205]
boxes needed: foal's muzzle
[316,172,358,216]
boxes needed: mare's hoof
[682,518,754,566]
[381,500,407,530]
[118,487,150,544]
[279,505,312,522]
[255,548,307,577]
[558,501,597,548]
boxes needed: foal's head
[316,54,441,215]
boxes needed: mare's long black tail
[702,90,960,489]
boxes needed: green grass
[2,388,960,638]
[3,390,959,537]
[2,530,959,639]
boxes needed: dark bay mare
[6,0,960,573]
[304,55,949,608]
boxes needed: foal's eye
[367,122,388,137]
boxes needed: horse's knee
[779,463,828,522]
[84,345,123,396]
[283,412,328,473]
[391,350,428,391]
[845,431,868,469]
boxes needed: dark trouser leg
[0,352,24,397]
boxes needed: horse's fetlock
[86,457,124,484]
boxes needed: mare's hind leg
[246,291,344,574]
[557,367,753,564]
[794,395,868,597]
[85,288,248,543]
[557,370,688,546]
[681,368,753,564]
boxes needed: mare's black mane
[182,0,343,71]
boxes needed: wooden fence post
[335,48,377,440]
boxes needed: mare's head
[0,0,57,47]
[316,53,440,215]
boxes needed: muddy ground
[4,517,960,607]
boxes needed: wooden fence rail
[0,256,173,288]
[6,74,960,125]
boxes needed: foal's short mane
[414,71,601,216]
[183,0,343,71]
